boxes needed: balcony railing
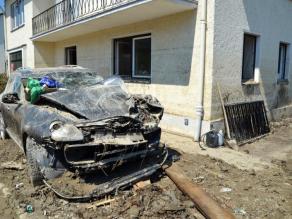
[32,0,137,36]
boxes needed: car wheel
[0,114,8,140]
[26,137,44,186]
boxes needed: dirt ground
[0,121,291,219]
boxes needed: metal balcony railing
[32,0,137,36]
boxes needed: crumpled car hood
[41,85,131,120]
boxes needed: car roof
[15,66,94,78]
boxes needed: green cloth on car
[27,77,44,104]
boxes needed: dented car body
[0,67,167,190]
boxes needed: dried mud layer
[0,128,292,219]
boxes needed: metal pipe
[164,163,235,219]
[194,0,207,141]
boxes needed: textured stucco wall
[33,0,61,17]
[52,11,202,118]
[5,0,34,72]
[210,0,292,121]
[34,41,55,68]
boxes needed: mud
[0,123,292,219]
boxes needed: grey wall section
[0,13,5,73]
[210,0,292,121]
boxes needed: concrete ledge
[160,113,225,138]
[271,104,292,121]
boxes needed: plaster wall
[52,14,198,111]
[32,0,61,17]
[211,0,292,121]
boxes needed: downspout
[194,0,207,142]
[1,4,8,75]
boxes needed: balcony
[32,0,197,42]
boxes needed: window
[114,34,151,81]
[278,43,289,81]
[11,0,24,30]
[242,34,257,82]
[65,46,77,65]
[10,51,22,72]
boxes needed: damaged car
[0,66,167,193]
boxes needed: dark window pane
[65,46,77,65]
[11,0,24,29]
[242,34,256,81]
[115,38,132,77]
[134,38,151,77]
[10,51,22,72]
[278,43,287,80]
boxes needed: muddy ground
[0,122,291,219]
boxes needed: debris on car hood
[41,85,163,123]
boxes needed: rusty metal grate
[225,101,270,143]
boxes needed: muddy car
[0,67,167,189]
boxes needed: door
[1,76,24,146]
[65,46,77,65]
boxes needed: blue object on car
[40,76,63,88]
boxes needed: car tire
[26,137,44,186]
[0,114,8,140]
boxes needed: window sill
[11,24,25,33]
[118,75,151,84]
[242,80,260,85]
[277,79,289,85]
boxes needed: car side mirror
[2,93,20,104]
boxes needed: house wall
[32,0,61,17]
[211,0,292,121]
[5,0,35,73]
[34,8,216,137]
[0,13,5,73]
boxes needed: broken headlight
[50,121,84,142]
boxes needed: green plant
[0,74,8,93]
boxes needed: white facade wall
[210,0,292,121]
[39,11,210,136]
[5,0,35,73]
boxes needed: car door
[1,75,24,147]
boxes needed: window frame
[277,42,290,82]
[132,35,152,79]
[9,50,23,72]
[11,0,25,31]
[114,34,151,82]
[242,33,258,83]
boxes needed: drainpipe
[194,0,207,142]
[1,4,8,75]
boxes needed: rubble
[0,122,291,218]
[1,161,25,170]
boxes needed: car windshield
[50,71,104,89]
[25,70,104,89]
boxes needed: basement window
[114,34,151,82]
[11,0,25,30]
[242,34,258,83]
[277,42,289,82]
[65,46,77,65]
[9,50,22,72]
